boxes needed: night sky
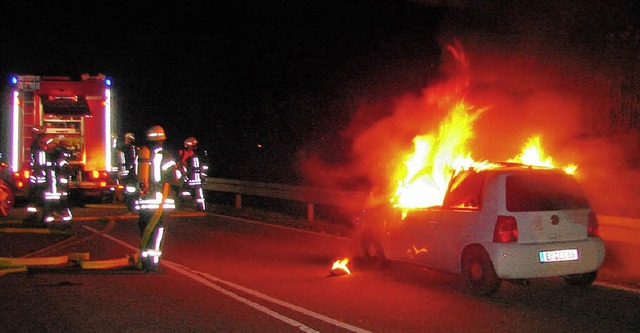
[0,0,447,183]
[2,0,639,210]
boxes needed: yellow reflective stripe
[153,153,162,182]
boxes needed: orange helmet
[184,137,198,148]
[146,126,166,142]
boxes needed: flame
[330,258,351,275]
[508,136,577,174]
[389,44,577,215]
[408,245,428,258]
[391,101,493,213]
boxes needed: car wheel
[360,232,387,270]
[563,271,597,286]
[461,247,501,296]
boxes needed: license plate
[539,249,579,263]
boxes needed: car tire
[360,231,387,270]
[562,271,597,286]
[461,247,501,296]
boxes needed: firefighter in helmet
[118,132,139,209]
[177,136,206,211]
[26,125,49,223]
[121,132,138,176]
[133,125,182,270]
[26,126,72,225]
[50,137,73,221]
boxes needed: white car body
[357,165,606,295]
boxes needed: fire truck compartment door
[40,95,92,115]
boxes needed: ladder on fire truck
[19,75,39,164]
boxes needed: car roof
[465,162,570,177]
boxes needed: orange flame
[390,44,577,215]
[391,101,493,212]
[508,136,577,174]
[330,258,351,275]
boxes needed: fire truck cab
[4,73,117,201]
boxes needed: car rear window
[506,172,590,212]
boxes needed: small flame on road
[330,258,351,275]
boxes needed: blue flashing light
[9,76,18,85]
[105,78,112,86]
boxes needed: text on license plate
[539,249,579,263]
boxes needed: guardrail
[203,178,369,221]
[203,178,640,235]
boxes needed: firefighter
[110,133,123,202]
[177,136,206,211]
[26,126,48,223]
[121,132,139,177]
[50,138,72,222]
[117,132,139,209]
[26,126,71,225]
[133,125,182,270]
[0,161,15,217]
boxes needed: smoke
[299,1,640,218]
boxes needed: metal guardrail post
[307,203,314,221]
[235,194,242,209]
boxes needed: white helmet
[124,132,136,143]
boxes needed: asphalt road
[1,205,639,332]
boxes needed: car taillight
[494,215,518,243]
[588,212,599,237]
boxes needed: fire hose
[1,182,185,276]
[137,182,170,269]
[0,252,137,276]
[0,211,152,275]
[0,216,136,275]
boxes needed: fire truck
[3,73,118,201]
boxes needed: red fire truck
[4,73,118,202]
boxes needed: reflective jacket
[179,149,203,187]
[117,142,139,177]
[133,144,181,212]
[29,138,49,186]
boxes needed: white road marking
[594,281,640,294]
[82,224,372,333]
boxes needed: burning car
[354,163,606,296]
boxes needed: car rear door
[503,171,592,244]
